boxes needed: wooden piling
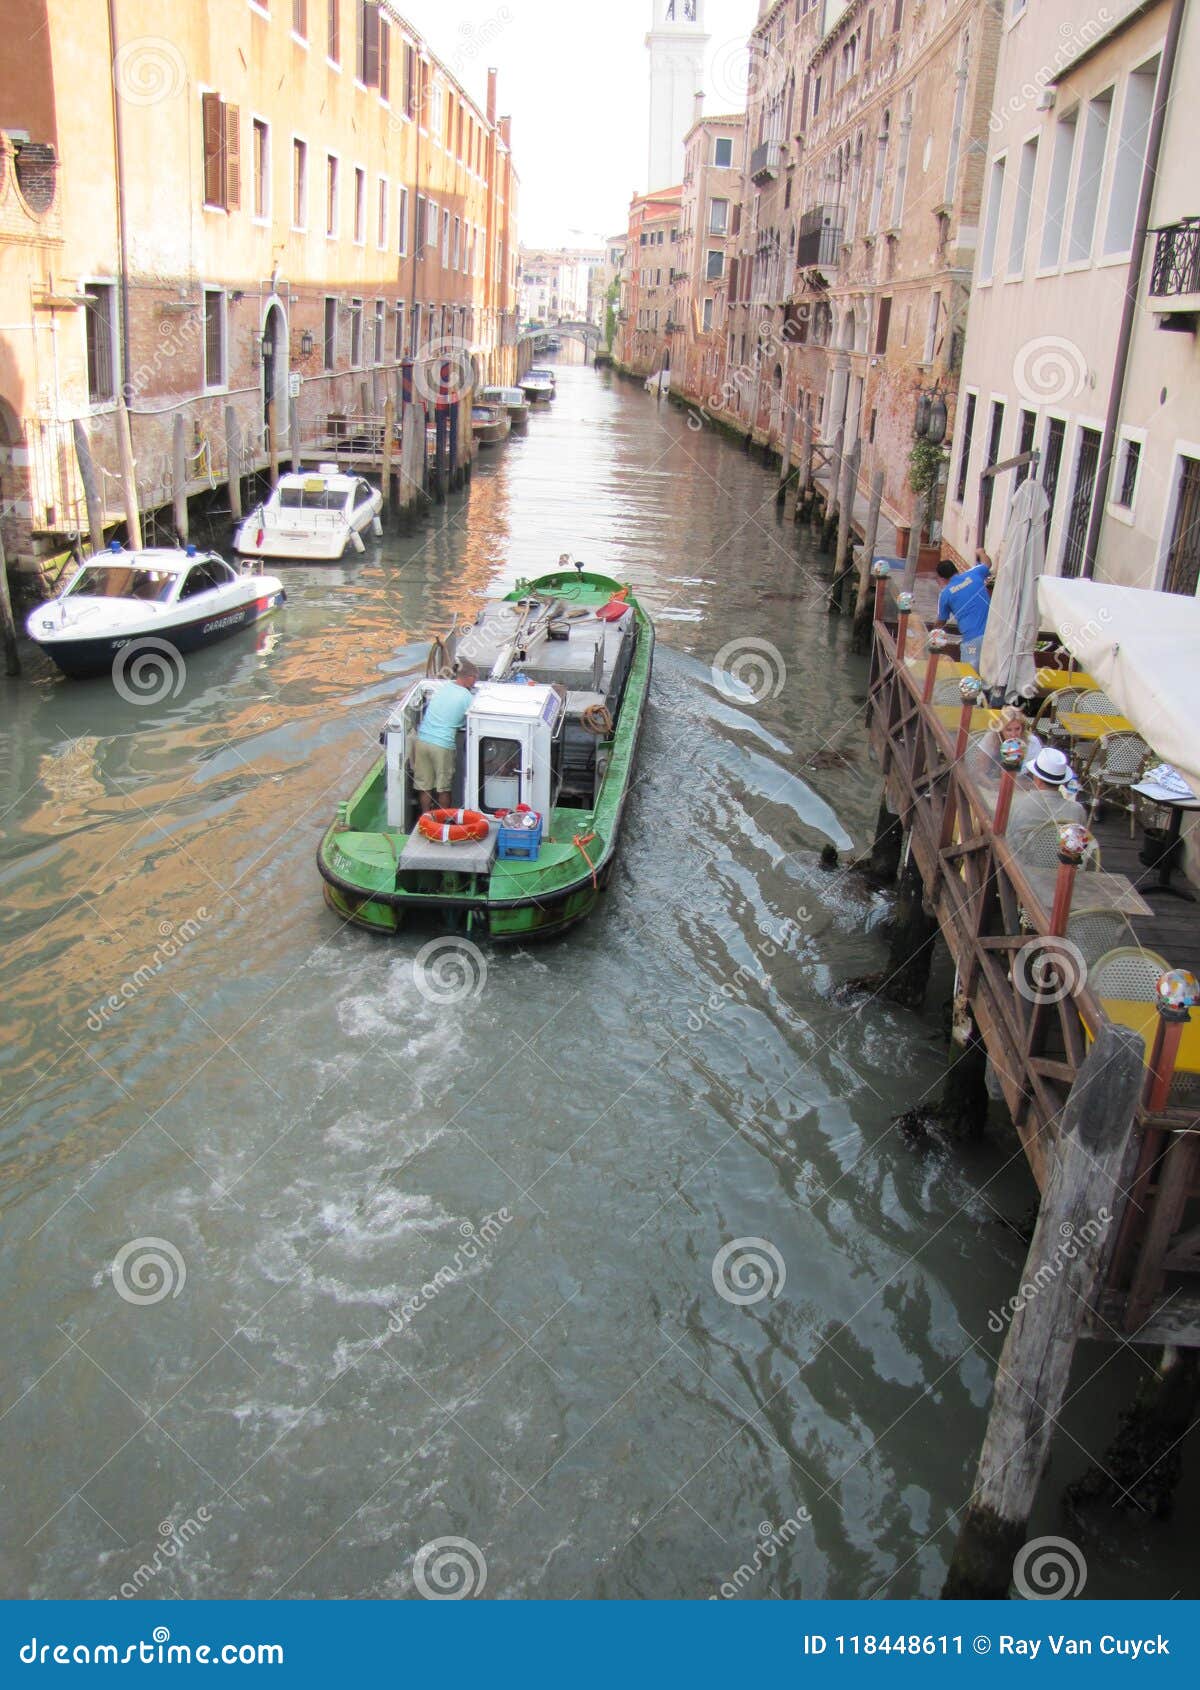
[289,398,301,473]
[829,438,862,613]
[775,403,796,507]
[795,401,813,523]
[225,405,243,522]
[942,1022,1145,1598]
[851,470,886,654]
[381,397,395,528]
[820,426,843,555]
[901,498,923,593]
[115,399,142,549]
[71,419,105,555]
[172,412,188,544]
[0,524,20,676]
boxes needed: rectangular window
[441,207,450,265]
[292,0,307,39]
[415,194,426,249]
[353,166,365,242]
[979,401,1005,538]
[377,177,388,248]
[327,0,339,63]
[1014,407,1037,486]
[201,92,241,210]
[874,295,892,355]
[709,198,729,235]
[292,137,307,228]
[1040,112,1077,268]
[84,283,116,404]
[356,0,381,86]
[979,155,1005,281]
[323,295,337,370]
[923,290,940,363]
[349,297,363,366]
[702,297,713,332]
[428,199,438,251]
[1104,63,1157,256]
[403,42,416,116]
[252,118,270,220]
[453,215,460,269]
[706,249,724,280]
[393,301,405,360]
[1041,415,1067,546]
[714,136,733,168]
[410,301,421,358]
[1163,455,1200,596]
[373,298,384,363]
[203,288,226,389]
[1061,426,1102,576]
[1068,90,1112,263]
[954,392,976,505]
[1007,138,1037,276]
[1116,437,1141,508]
[325,153,338,235]
[398,185,409,255]
[378,16,390,100]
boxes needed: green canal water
[2,356,1196,1600]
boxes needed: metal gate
[1060,427,1100,578]
[1165,455,1200,596]
[1041,417,1065,551]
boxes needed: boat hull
[233,488,382,561]
[33,589,285,678]
[317,571,653,940]
[471,422,510,447]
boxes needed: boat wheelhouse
[470,403,511,447]
[234,466,382,562]
[521,368,556,403]
[25,544,285,679]
[317,566,653,940]
[479,386,530,431]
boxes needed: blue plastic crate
[496,811,544,860]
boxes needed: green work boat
[317,565,654,940]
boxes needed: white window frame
[81,277,121,412]
[251,113,271,225]
[291,133,309,232]
[1108,424,1147,527]
[352,164,366,245]
[1006,134,1038,280]
[202,286,228,393]
[1154,443,1200,591]
[398,185,409,256]
[376,175,388,250]
[325,148,340,239]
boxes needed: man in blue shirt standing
[412,662,477,812]
[935,553,992,671]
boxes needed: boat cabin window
[479,735,522,814]
[178,559,235,597]
[68,565,175,602]
[279,486,349,511]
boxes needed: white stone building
[646,0,710,191]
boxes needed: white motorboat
[479,385,530,432]
[234,465,383,562]
[521,368,556,403]
[471,403,512,447]
[26,544,285,679]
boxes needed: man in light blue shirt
[412,663,477,811]
[935,554,993,671]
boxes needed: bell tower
[645,0,709,190]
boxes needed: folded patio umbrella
[979,478,1050,699]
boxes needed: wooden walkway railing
[867,619,1200,1347]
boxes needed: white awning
[1037,576,1200,796]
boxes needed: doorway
[261,302,289,455]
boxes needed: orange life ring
[417,808,490,844]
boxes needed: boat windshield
[279,486,349,511]
[67,565,175,602]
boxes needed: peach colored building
[617,185,683,379]
[0,0,519,579]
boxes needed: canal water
[2,355,1196,1601]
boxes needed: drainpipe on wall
[105,0,133,406]
[1083,0,1188,579]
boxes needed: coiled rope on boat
[581,703,614,736]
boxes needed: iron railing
[1150,218,1200,298]
[796,206,842,268]
[749,140,782,182]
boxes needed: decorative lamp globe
[1156,968,1200,1019]
[959,675,982,703]
[927,628,949,652]
[999,737,1025,771]
[871,558,891,579]
[1057,822,1092,864]
[897,591,914,613]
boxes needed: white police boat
[25,543,285,679]
[234,465,383,562]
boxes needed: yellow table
[1058,711,1135,742]
[1094,999,1200,1073]
[1037,670,1100,693]
[934,705,1001,734]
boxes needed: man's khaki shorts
[412,739,456,794]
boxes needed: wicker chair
[1074,688,1118,715]
[1087,945,1171,1001]
[1031,686,1085,747]
[1066,909,1134,969]
[1079,730,1151,834]
[1018,819,1102,872]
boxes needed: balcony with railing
[749,140,782,184]
[796,206,842,270]
[1150,218,1200,322]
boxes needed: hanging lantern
[914,392,931,438]
[927,394,948,446]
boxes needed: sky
[398,0,759,248]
